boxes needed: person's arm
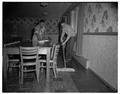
[60,30,65,43]
[62,35,70,45]
[40,26,46,34]
[32,34,38,46]
[61,24,71,45]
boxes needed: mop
[57,45,75,72]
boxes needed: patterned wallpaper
[84,3,118,33]
[4,17,60,34]
[45,18,60,34]
[3,17,60,41]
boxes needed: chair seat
[11,64,20,68]
[9,59,19,62]
[22,62,37,66]
[39,59,53,62]
[23,69,36,72]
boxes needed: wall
[3,17,60,43]
[83,3,117,33]
[82,3,118,90]
[82,35,117,89]
[4,2,72,18]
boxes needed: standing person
[60,22,77,62]
[32,19,46,46]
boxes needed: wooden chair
[39,44,60,78]
[7,48,20,72]
[19,46,39,84]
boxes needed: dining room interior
[2,2,118,92]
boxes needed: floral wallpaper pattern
[84,3,118,33]
[4,17,60,41]
[4,17,60,34]
[45,18,60,34]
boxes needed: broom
[57,44,75,72]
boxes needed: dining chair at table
[39,44,60,78]
[6,48,20,72]
[19,46,39,84]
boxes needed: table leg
[46,48,50,82]
[44,48,50,92]
[3,48,8,86]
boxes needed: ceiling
[3,2,72,18]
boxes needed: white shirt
[62,23,76,37]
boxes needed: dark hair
[60,17,65,24]
[31,28,35,40]
[35,19,45,26]
[58,17,65,44]
[39,19,45,23]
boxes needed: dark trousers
[65,36,76,60]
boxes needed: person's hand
[50,40,53,45]
[61,39,63,43]
[62,42,65,46]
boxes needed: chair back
[20,46,39,66]
[50,44,60,61]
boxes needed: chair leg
[56,63,58,74]
[19,70,22,88]
[53,62,57,78]
[21,70,23,85]
[19,67,20,84]
[8,63,13,72]
[20,66,23,85]
[36,66,39,83]
[41,63,44,72]
[53,69,57,78]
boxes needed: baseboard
[88,68,117,92]
[72,53,117,92]
[72,54,88,69]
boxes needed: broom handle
[62,44,66,68]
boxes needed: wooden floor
[3,51,116,92]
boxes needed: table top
[5,41,52,48]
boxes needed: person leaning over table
[32,19,48,46]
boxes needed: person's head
[34,19,46,34]
[38,19,46,34]
[39,19,45,27]
[60,18,66,27]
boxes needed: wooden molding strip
[83,32,118,35]
[4,41,20,47]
